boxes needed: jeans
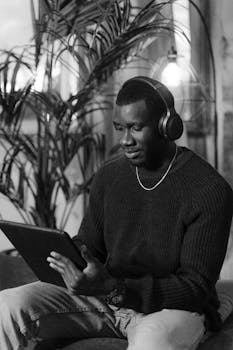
[0,281,205,350]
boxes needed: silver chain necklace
[136,145,178,191]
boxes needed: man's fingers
[50,251,68,262]
[48,259,76,289]
[48,261,64,274]
[49,252,82,274]
[47,256,66,269]
[47,252,83,291]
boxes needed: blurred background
[0,0,232,273]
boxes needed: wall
[214,0,233,279]
[0,0,32,50]
[0,0,32,251]
[222,0,233,188]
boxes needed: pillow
[216,280,233,322]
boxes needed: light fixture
[161,47,183,88]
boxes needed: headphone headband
[122,76,175,112]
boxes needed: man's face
[113,99,164,168]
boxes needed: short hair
[116,79,167,120]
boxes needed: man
[0,76,233,350]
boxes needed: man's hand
[47,245,115,295]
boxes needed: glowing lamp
[161,61,182,87]
[161,47,182,87]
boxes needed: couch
[1,251,233,350]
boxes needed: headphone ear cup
[158,110,183,141]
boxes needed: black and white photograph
[0,1,233,349]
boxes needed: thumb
[80,245,94,264]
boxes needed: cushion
[216,280,233,322]
[198,312,233,349]
[0,251,37,289]
[62,338,127,350]
[33,338,127,350]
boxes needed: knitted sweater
[73,147,233,331]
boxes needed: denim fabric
[0,281,205,350]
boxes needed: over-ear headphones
[122,76,183,141]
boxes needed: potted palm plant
[0,0,190,230]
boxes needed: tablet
[0,220,87,287]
